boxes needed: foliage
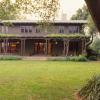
[91,38,100,54]
[0,33,89,38]
[88,56,98,61]
[49,55,88,62]
[0,33,17,37]
[78,75,100,100]
[47,34,88,38]
[87,15,98,36]
[71,5,89,20]
[0,56,22,60]
[66,55,88,62]
[0,0,20,20]
[71,5,98,45]
[86,47,98,60]
[0,0,59,21]
[48,55,88,62]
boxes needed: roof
[0,20,87,24]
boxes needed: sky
[59,0,86,19]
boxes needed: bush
[88,56,98,61]
[77,75,100,100]
[86,47,99,61]
[91,38,100,54]
[48,57,66,61]
[66,55,88,62]
[0,56,22,60]
[47,55,88,62]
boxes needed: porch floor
[22,56,67,60]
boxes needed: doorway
[34,42,45,55]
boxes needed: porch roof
[0,33,89,39]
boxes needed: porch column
[4,38,8,55]
[63,39,66,56]
[0,40,2,54]
[66,39,69,56]
[48,39,51,56]
[45,39,48,55]
[21,39,25,56]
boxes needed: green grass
[0,61,100,100]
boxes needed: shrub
[77,75,100,100]
[86,47,98,61]
[66,55,88,62]
[0,56,22,60]
[91,38,100,54]
[88,56,97,61]
[47,57,66,61]
[47,55,88,62]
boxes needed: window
[25,28,28,33]
[20,26,32,33]
[1,26,4,33]
[59,26,64,33]
[36,28,41,33]
[1,26,8,33]
[68,26,79,33]
[21,27,24,33]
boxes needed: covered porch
[0,37,87,56]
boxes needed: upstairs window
[36,28,41,33]
[59,26,64,33]
[68,26,79,33]
[20,26,32,33]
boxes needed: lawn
[0,61,100,100]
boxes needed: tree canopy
[71,5,89,20]
[0,0,60,21]
[0,0,19,20]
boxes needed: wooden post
[63,39,66,56]
[82,39,84,54]
[6,39,8,54]
[48,39,51,56]
[66,39,69,56]
[21,39,25,56]
[3,39,8,55]
[45,39,48,55]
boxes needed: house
[0,20,88,56]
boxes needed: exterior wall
[0,21,87,56]
[0,25,2,33]
[0,23,83,35]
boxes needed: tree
[0,0,60,21]
[71,5,98,46]
[0,0,18,20]
[71,5,89,20]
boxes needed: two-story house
[0,20,88,56]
